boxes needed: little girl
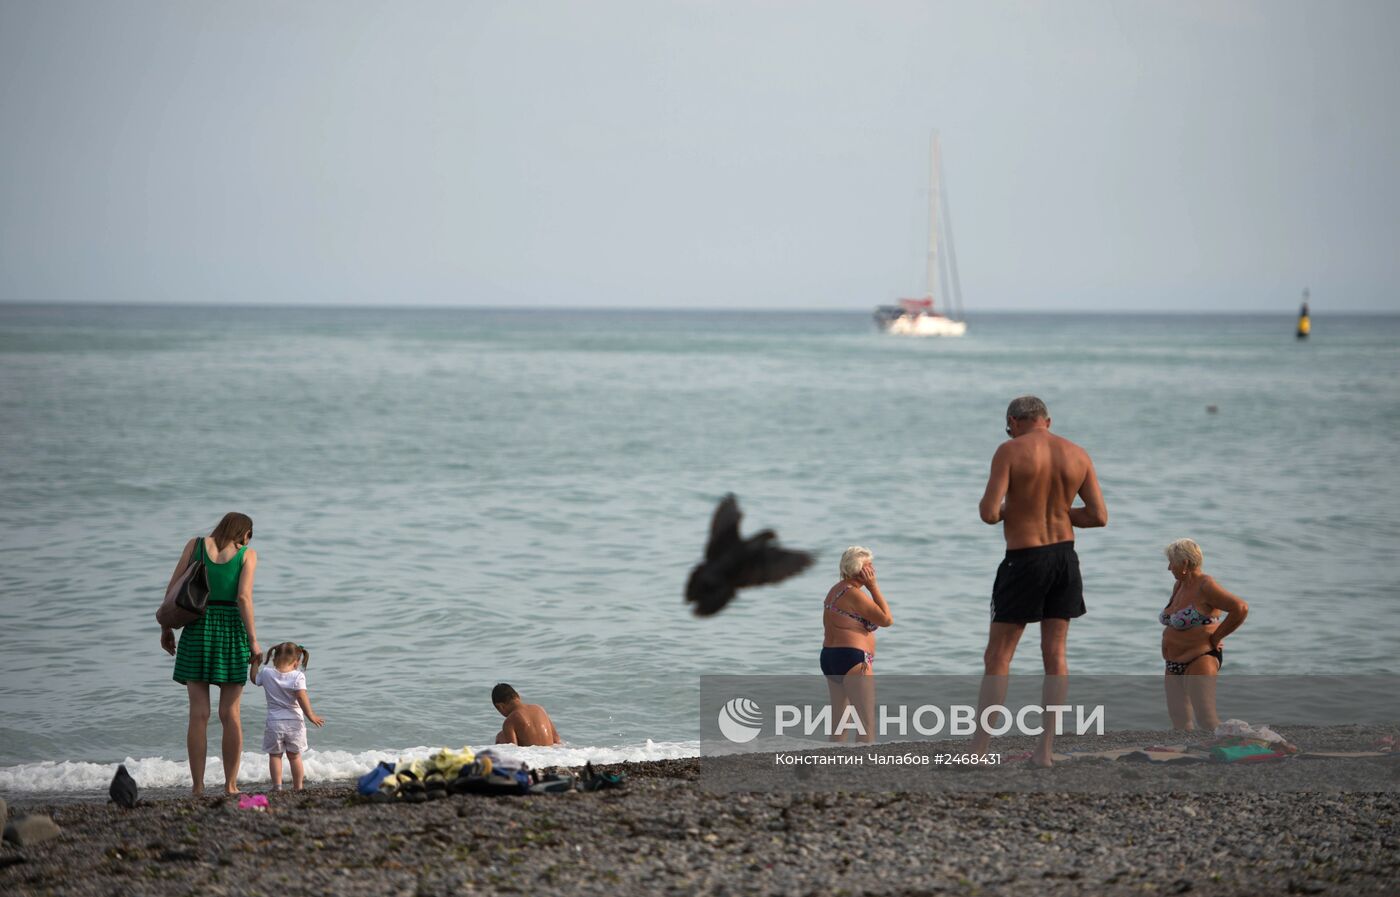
[249,642,325,791]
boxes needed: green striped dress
[172,539,251,685]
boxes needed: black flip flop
[579,761,625,792]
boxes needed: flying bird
[109,764,138,809]
[685,494,814,616]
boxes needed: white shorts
[262,720,308,755]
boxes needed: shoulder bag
[155,536,211,629]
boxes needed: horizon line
[1,300,1395,316]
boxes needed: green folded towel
[1210,743,1278,762]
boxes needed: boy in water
[492,683,562,747]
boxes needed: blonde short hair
[839,546,873,579]
[1164,538,1203,570]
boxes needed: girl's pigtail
[298,646,310,670]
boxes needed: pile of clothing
[357,748,623,802]
[1206,719,1297,763]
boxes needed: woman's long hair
[209,512,253,551]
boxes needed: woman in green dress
[160,512,261,796]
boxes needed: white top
[256,666,307,722]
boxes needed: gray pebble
[3,814,61,846]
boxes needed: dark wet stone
[157,848,200,863]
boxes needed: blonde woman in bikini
[820,546,893,744]
[1160,538,1249,731]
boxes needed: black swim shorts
[990,541,1085,623]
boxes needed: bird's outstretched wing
[705,494,742,562]
[734,544,814,588]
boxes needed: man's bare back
[980,428,1106,549]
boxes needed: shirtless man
[969,396,1107,766]
[492,683,562,747]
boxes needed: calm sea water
[1,305,1397,790]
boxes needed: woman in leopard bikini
[1159,538,1249,732]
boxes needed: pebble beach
[5,736,1400,897]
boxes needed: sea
[1,304,1397,794]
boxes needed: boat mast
[938,219,955,317]
[926,132,941,310]
[941,154,965,323]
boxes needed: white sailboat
[874,133,968,337]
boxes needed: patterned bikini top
[825,585,879,633]
[1159,604,1218,630]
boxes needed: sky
[1,0,1397,312]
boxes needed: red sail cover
[897,298,934,313]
